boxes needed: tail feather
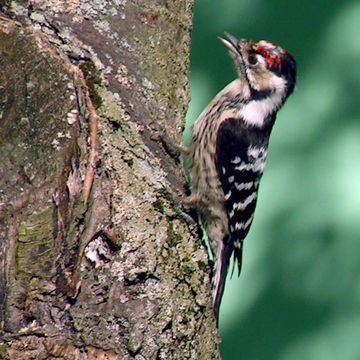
[212,235,243,325]
[234,241,244,277]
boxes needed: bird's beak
[218,32,239,54]
[219,33,253,92]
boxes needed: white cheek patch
[237,74,287,127]
[270,75,286,93]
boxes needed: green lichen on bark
[86,86,220,358]
[0,19,85,335]
[16,207,55,279]
[79,60,103,108]
[0,345,10,360]
[166,220,183,247]
[138,2,193,128]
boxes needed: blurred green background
[184,1,360,359]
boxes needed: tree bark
[0,1,220,359]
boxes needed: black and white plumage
[187,33,296,323]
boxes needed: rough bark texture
[0,1,220,359]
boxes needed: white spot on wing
[234,146,267,173]
[234,215,254,231]
[231,193,256,214]
[235,162,264,173]
[224,191,232,200]
[234,240,243,249]
[231,156,241,164]
[234,182,253,191]
[248,146,266,159]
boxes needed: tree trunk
[0,1,220,359]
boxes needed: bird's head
[219,33,296,99]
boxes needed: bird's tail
[212,234,243,325]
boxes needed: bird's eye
[248,53,258,65]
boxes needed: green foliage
[185,1,360,359]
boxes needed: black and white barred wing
[215,118,268,274]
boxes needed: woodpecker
[187,33,296,323]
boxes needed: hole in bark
[161,319,172,333]
[124,272,159,286]
[108,119,122,131]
